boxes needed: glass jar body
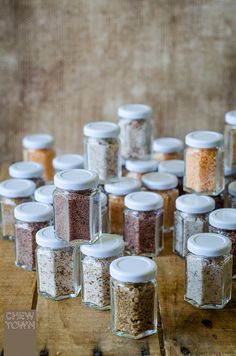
[153,151,182,162]
[23,148,55,181]
[224,124,236,169]
[108,194,125,235]
[30,177,45,188]
[101,205,109,233]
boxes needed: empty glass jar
[152,137,184,162]
[9,161,45,188]
[158,160,185,195]
[53,154,83,173]
[224,111,236,169]
[125,159,158,180]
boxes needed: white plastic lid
[125,191,163,211]
[22,134,54,149]
[9,161,44,179]
[54,169,98,191]
[36,226,68,249]
[80,233,124,258]
[34,185,55,205]
[83,121,120,138]
[100,192,107,207]
[225,111,236,126]
[53,154,83,171]
[14,202,53,222]
[187,233,232,257]
[224,165,236,177]
[125,159,158,173]
[185,131,223,148]
[110,256,157,282]
[228,181,236,197]
[104,177,141,196]
[118,104,152,120]
[0,179,36,198]
[209,208,236,230]
[142,172,178,190]
[152,137,184,153]
[176,194,215,214]
[158,160,184,178]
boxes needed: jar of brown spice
[9,161,45,188]
[125,159,158,181]
[152,137,184,162]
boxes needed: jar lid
[176,194,215,214]
[14,202,53,222]
[0,179,36,198]
[9,161,44,179]
[209,208,236,230]
[228,181,236,197]
[224,165,236,177]
[225,110,236,126]
[22,134,54,149]
[125,159,158,173]
[34,185,55,205]
[53,154,83,170]
[187,233,232,257]
[54,169,98,191]
[158,160,184,178]
[100,192,107,207]
[80,233,124,258]
[110,256,157,282]
[185,131,223,148]
[118,104,152,120]
[83,121,120,138]
[152,137,184,153]
[142,172,178,190]
[36,226,68,249]
[104,177,141,196]
[125,191,163,211]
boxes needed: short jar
[53,154,83,173]
[34,184,55,206]
[224,111,236,169]
[14,202,53,270]
[100,192,109,233]
[81,233,124,310]
[174,194,215,257]
[185,233,232,309]
[228,182,236,208]
[125,159,158,180]
[110,256,157,339]
[158,160,185,195]
[152,137,184,162]
[124,191,164,256]
[9,161,45,188]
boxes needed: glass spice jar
[36,226,80,300]
[34,184,55,206]
[184,131,224,195]
[53,154,83,173]
[224,166,236,208]
[0,179,36,240]
[110,256,157,339]
[185,233,232,309]
[118,104,152,160]
[100,192,109,233]
[104,177,141,235]
[22,134,55,181]
[224,110,236,169]
[80,233,124,310]
[228,182,236,208]
[152,137,184,162]
[174,194,215,258]
[54,169,101,244]
[9,161,45,188]
[142,172,178,232]
[84,121,121,183]
[125,159,158,181]
[158,160,185,195]
[14,202,53,270]
[124,191,164,256]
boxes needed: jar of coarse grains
[184,131,224,195]
[124,191,164,256]
[14,202,53,270]
[228,182,236,208]
[36,226,80,300]
[224,111,236,169]
[118,104,152,160]
[9,161,45,188]
[0,179,36,240]
[174,194,215,258]
[53,154,83,173]
[158,160,185,195]
[34,185,55,206]
[110,256,157,339]
[81,233,124,310]
[185,233,232,309]
[125,159,158,181]
[152,137,184,162]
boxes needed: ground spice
[159,189,178,231]
[153,152,182,162]
[108,195,125,235]
[24,148,55,181]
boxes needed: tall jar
[22,134,55,181]
[152,137,184,162]
[14,202,53,270]
[124,191,164,256]
[184,131,224,195]
[104,177,141,235]
[224,110,236,169]
[174,194,215,258]
[54,169,101,244]
[158,160,185,195]
[53,154,83,173]
[110,256,157,339]
[34,185,55,206]
[125,159,158,181]
[118,104,152,160]
[84,121,121,183]
[9,161,45,188]
[81,234,124,310]
[185,233,232,309]
[0,179,36,240]
[142,172,178,232]
[228,182,236,208]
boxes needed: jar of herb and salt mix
[228,182,236,208]
[100,192,109,233]
[104,178,141,235]
[0,179,36,240]
[22,134,55,181]
[54,169,101,244]
[110,256,157,339]
[81,234,124,310]
[152,137,184,162]
[125,159,158,181]
[185,233,232,309]
[9,161,45,188]
[118,104,152,160]
[83,121,121,183]
[36,226,80,300]
[14,202,53,270]
[53,154,84,173]
[224,110,236,169]
[142,172,178,232]
[158,160,185,195]
[34,185,55,206]
[124,191,164,256]
[184,131,224,195]
[174,194,215,258]
[209,209,236,279]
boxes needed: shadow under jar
[9,161,45,188]
[125,159,158,181]
[158,160,185,196]
[224,111,236,170]
[53,154,83,173]
[152,137,184,162]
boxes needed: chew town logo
[5,311,36,330]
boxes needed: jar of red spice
[158,160,184,195]
[152,137,184,162]
[9,161,45,188]
[125,159,158,181]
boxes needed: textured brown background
[1,0,236,163]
